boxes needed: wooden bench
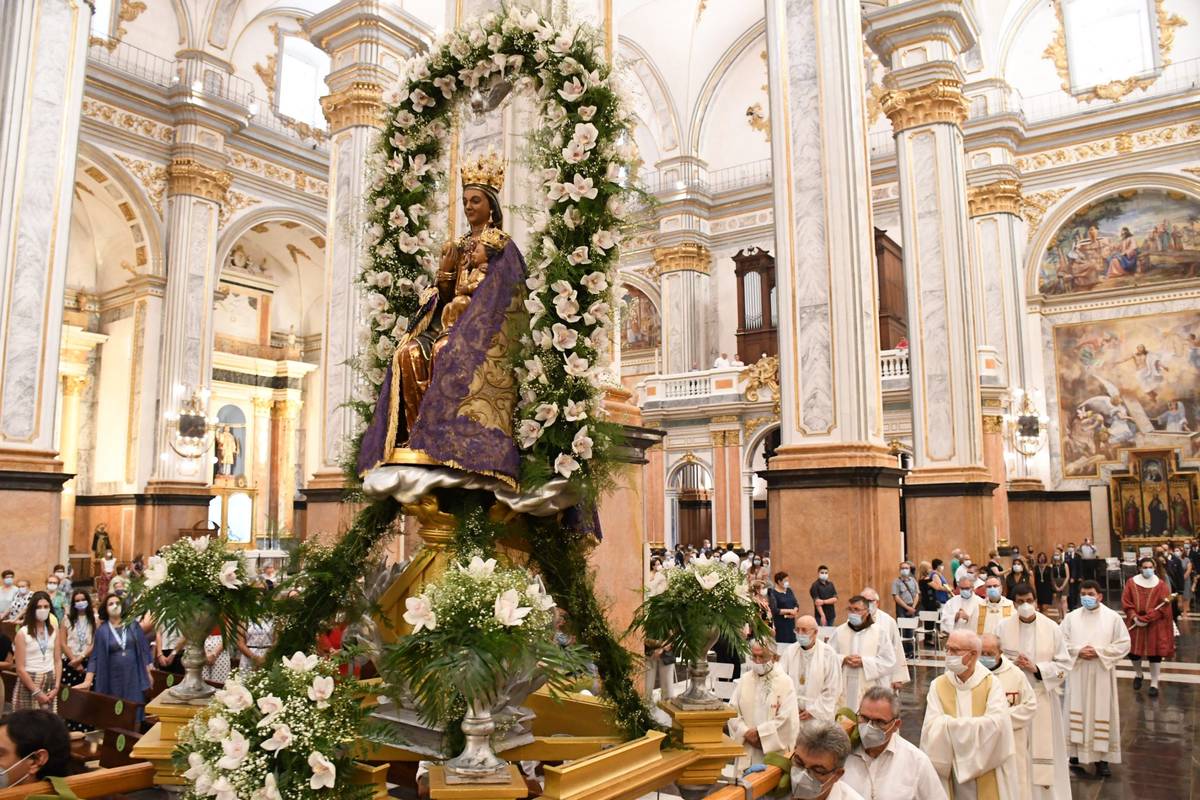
[56,686,145,768]
[0,761,154,800]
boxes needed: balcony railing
[87,39,174,87]
[880,348,909,380]
[638,158,772,197]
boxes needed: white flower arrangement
[358,5,637,497]
[175,654,369,800]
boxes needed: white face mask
[818,573,828,582]
[789,766,829,799]
[797,633,813,648]
[34,608,50,622]
[858,721,889,749]
[1017,602,1036,621]
[107,604,122,618]
[1012,564,1023,573]
[751,661,773,677]
[0,752,37,789]
[945,655,969,675]
[759,588,768,597]
[782,580,790,590]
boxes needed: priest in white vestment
[1060,580,1130,779]
[920,630,1020,799]
[975,578,1015,636]
[727,638,799,769]
[861,587,910,690]
[790,719,866,800]
[834,596,897,710]
[980,634,1038,800]
[997,585,1072,799]
[782,615,842,721]
[940,578,984,635]
[841,687,947,800]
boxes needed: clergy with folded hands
[781,615,842,721]
[996,583,1072,800]
[834,596,897,710]
[976,577,1015,636]
[940,577,984,635]
[1060,580,1130,779]
[727,637,799,769]
[979,634,1038,800]
[920,629,1020,799]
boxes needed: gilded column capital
[967,179,1023,218]
[273,399,303,419]
[167,157,232,203]
[981,414,1004,434]
[879,79,969,133]
[252,397,274,416]
[62,375,90,396]
[651,242,711,278]
[320,82,386,133]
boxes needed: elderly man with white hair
[940,576,984,635]
[920,629,1020,799]
[841,687,946,800]
[781,614,842,721]
[789,719,865,800]
[727,637,798,769]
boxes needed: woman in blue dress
[80,593,151,719]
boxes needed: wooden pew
[56,686,145,768]
[0,762,154,800]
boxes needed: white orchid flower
[205,714,229,741]
[216,681,253,712]
[567,246,591,265]
[535,402,559,426]
[554,452,581,477]
[461,556,498,579]
[591,230,617,252]
[282,652,319,672]
[494,588,534,627]
[571,427,594,460]
[143,556,167,589]
[561,140,588,164]
[409,88,435,111]
[517,419,543,449]
[260,723,293,753]
[563,174,598,202]
[696,572,722,591]
[183,752,207,782]
[211,776,238,800]
[251,774,283,800]
[557,77,585,103]
[551,323,578,352]
[564,353,590,376]
[190,535,210,553]
[578,105,597,121]
[571,122,599,150]
[580,271,608,293]
[403,595,437,633]
[308,675,335,708]
[564,399,588,421]
[218,560,241,589]
[308,751,337,790]
[216,729,249,770]
[526,582,556,611]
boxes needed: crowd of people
[649,538,1195,799]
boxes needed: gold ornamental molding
[1043,0,1187,103]
[320,82,386,133]
[967,179,1023,218]
[878,79,969,133]
[981,414,1004,435]
[89,0,147,51]
[1019,187,1074,240]
[740,354,779,403]
[651,242,711,277]
[1017,121,1200,174]
[167,157,232,203]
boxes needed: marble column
[740,475,755,551]
[866,0,995,571]
[270,399,302,535]
[304,3,431,535]
[0,0,91,580]
[252,396,272,535]
[653,243,711,373]
[761,0,903,610]
[58,376,88,563]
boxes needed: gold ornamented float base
[428,765,527,800]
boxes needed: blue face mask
[1081,595,1098,610]
[960,589,973,600]
[979,655,998,670]
[986,587,1001,601]
[1142,568,1156,579]
[848,613,864,627]
[797,634,813,648]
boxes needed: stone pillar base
[138,482,213,554]
[0,450,70,582]
[764,444,903,615]
[904,467,996,572]
[1008,477,1044,492]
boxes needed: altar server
[1122,557,1174,697]
[980,634,1038,800]
[727,638,798,768]
[996,585,1072,800]
[834,596,896,710]
[781,615,842,721]
[920,630,1020,799]
[1060,580,1130,779]
[841,687,946,800]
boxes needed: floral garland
[358,6,636,499]
[175,654,370,800]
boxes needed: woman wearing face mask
[769,572,800,644]
[97,550,116,599]
[1033,552,1053,611]
[646,557,668,598]
[3,581,32,623]
[1121,557,1174,697]
[750,580,772,629]
[1051,550,1070,619]
[12,592,61,711]
[80,594,152,718]
[0,709,73,788]
[44,576,65,622]
[1004,557,1028,599]
[59,592,96,690]
[748,555,769,586]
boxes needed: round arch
[73,142,167,278]
[1023,172,1200,298]
[617,270,661,313]
[215,206,326,269]
[618,35,683,158]
[742,421,780,471]
[688,19,766,157]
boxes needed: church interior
[2,0,1200,798]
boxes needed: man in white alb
[996,584,1072,799]
[781,615,842,721]
[840,687,946,800]
[940,577,984,635]
[975,577,1015,636]
[861,587,910,691]
[980,634,1038,800]
[834,595,896,710]
[1060,580,1130,779]
[920,630,1020,799]
[727,638,798,769]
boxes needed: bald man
[921,630,1020,799]
[781,615,842,721]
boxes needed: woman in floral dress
[236,618,275,676]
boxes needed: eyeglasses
[857,715,896,726]
[790,757,836,778]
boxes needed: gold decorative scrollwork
[967,179,1023,218]
[651,242,712,278]
[1019,187,1074,240]
[167,157,232,204]
[878,79,969,132]
[320,82,386,133]
[740,354,779,403]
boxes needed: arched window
[1062,0,1159,95]
[91,0,116,39]
[278,36,330,129]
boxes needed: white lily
[282,652,319,672]
[216,729,249,770]
[461,556,498,579]
[526,582,556,611]
[261,723,294,753]
[494,588,534,627]
[403,595,437,633]
[143,556,167,589]
[308,751,337,790]
[219,560,241,589]
[696,572,722,591]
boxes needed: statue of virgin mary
[357,152,528,493]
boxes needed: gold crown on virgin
[459,150,505,192]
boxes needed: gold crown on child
[459,150,505,192]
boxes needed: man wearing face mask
[833,596,895,710]
[921,630,1019,799]
[859,588,909,691]
[781,615,842,722]
[979,634,1038,800]
[1060,581,1130,778]
[1064,543,1082,610]
[996,585,1072,800]
[0,570,16,618]
[939,577,983,635]
[810,567,838,627]
[1121,557,1173,697]
[975,577,1015,636]
[0,710,73,788]
[890,563,919,658]
[727,638,798,769]
[788,720,863,800]
[841,687,945,800]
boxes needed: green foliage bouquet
[631,555,769,708]
[175,653,370,800]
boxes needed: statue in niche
[215,424,240,476]
[358,151,531,492]
[90,523,113,560]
